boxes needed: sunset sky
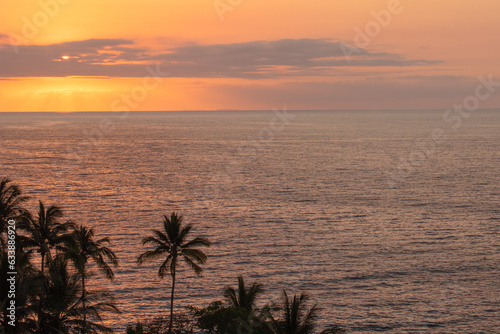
[1,0,499,111]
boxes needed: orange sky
[0,0,499,111]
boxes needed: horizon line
[0,108,499,114]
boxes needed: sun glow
[61,56,70,60]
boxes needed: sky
[0,0,499,111]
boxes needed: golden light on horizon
[62,55,70,60]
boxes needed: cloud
[0,38,442,78]
[0,38,153,77]
[158,39,441,78]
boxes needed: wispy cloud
[157,39,441,78]
[0,38,442,78]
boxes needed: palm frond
[94,254,115,280]
[142,234,168,248]
[177,224,193,244]
[181,248,208,264]
[182,236,211,249]
[224,285,239,307]
[182,255,202,276]
[137,248,168,265]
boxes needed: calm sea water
[1,110,499,333]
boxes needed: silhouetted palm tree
[22,201,74,274]
[137,212,211,334]
[0,177,29,250]
[268,290,319,334]
[40,256,119,334]
[224,276,264,312]
[20,201,74,331]
[222,276,273,333]
[64,225,118,333]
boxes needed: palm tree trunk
[168,271,176,334]
[82,274,86,334]
[41,251,45,273]
[37,251,45,332]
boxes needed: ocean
[1,110,499,333]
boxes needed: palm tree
[268,290,319,334]
[40,255,119,334]
[0,177,29,250]
[137,212,211,334]
[21,201,74,274]
[223,276,273,333]
[20,201,74,331]
[64,224,118,333]
[224,276,264,312]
